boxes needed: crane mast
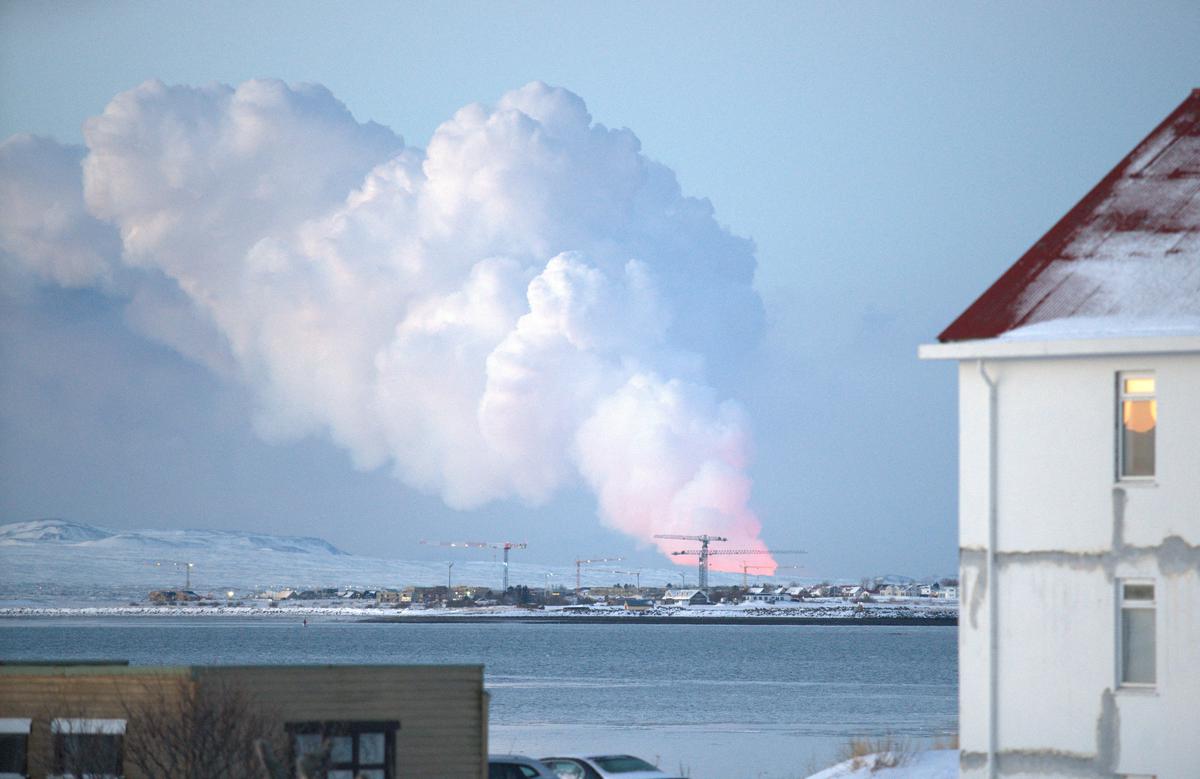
[652,534,726,590]
[656,533,805,592]
[422,540,527,591]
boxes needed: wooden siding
[0,665,486,779]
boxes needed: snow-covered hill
[0,519,763,606]
[0,518,346,555]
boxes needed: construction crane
[655,533,805,591]
[742,563,804,587]
[741,563,772,588]
[152,560,195,589]
[422,540,527,591]
[652,535,724,590]
[574,557,622,592]
[611,569,642,592]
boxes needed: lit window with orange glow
[1118,374,1156,478]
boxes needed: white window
[1118,581,1156,687]
[1118,374,1156,479]
[51,719,125,779]
[0,719,31,779]
[288,720,397,779]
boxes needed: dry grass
[840,734,914,772]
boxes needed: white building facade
[922,90,1200,778]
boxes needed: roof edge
[919,335,1200,361]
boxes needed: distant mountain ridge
[0,518,823,607]
[0,518,347,556]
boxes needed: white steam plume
[0,79,772,571]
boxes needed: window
[1118,374,1156,478]
[1119,580,1156,687]
[488,762,544,779]
[51,719,124,779]
[593,755,661,773]
[541,759,587,779]
[288,721,397,779]
[0,719,31,779]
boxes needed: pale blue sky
[2,1,1198,579]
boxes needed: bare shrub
[51,722,125,778]
[840,734,914,771]
[121,674,284,779]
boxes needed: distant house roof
[939,90,1200,343]
[662,589,708,602]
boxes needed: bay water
[0,617,957,778]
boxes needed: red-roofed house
[921,91,1200,778]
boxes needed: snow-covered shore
[806,750,958,779]
[0,599,955,621]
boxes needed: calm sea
[0,617,957,778]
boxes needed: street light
[226,590,234,606]
[447,562,455,598]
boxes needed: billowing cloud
[0,135,120,288]
[0,78,772,571]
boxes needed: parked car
[539,754,685,779]
[489,754,559,779]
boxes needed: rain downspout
[978,359,999,778]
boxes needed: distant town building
[744,586,786,603]
[660,589,710,606]
[921,90,1200,778]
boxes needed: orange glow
[1123,399,1157,434]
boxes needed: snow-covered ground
[0,519,956,620]
[0,598,956,619]
[806,750,958,779]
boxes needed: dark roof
[940,90,1200,342]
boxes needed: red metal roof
[939,90,1200,342]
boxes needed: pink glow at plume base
[653,537,778,575]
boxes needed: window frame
[0,719,31,779]
[286,720,399,779]
[1117,579,1157,690]
[1116,372,1156,482]
[49,718,125,779]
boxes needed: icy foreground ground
[807,750,958,779]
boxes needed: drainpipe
[978,360,999,778]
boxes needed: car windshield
[592,756,658,773]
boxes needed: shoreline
[365,614,957,626]
[0,606,955,626]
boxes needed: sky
[1,1,1198,581]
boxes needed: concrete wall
[0,664,487,779]
[956,352,1200,778]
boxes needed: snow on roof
[940,90,1200,343]
[662,589,705,599]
